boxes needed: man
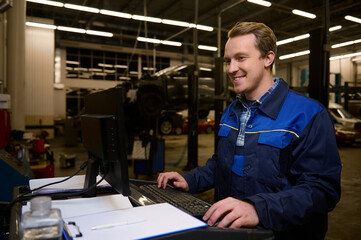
[157,22,341,239]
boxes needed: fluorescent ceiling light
[332,39,361,48]
[161,40,182,46]
[279,50,310,60]
[27,0,214,32]
[292,9,316,19]
[64,3,99,13]
[26,0,63,7]
[200,67,212,71]
[132,15,162,23]
[26,22,56,30]
[86,30,113,37]
[293,34,310,41]
[329,25,342,32]
[119,76,131,80]
[195,25,214,31]
[26,22,114,38]
[104,69,116,73]
[137,37,182,47]
[330,52,361,61]
[162,19,190,28]
[98,63,113,68]
[66,74,77,78]
[277,33,309,46]
[114,65,128,69]
[89,68,102,72]
[137,37,161,44]
[143,67,156,71]
[345,15,361,24]
[198,45,217,51]
[247,0,272,7]
[66,60,79,65]
[100,9,131,19]
[57,26,86,34]
[74,67,88,71]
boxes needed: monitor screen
[80,85,130,197]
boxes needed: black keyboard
[137,184,211,219]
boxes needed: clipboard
[63,203,207,240]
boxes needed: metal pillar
[217,0,245,58]
[214,57,225,150]
[7,0,26,130]
[185,0,199,170]
[308,0,330,108]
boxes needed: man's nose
[227,60,238,74]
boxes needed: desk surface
[9,182,274,240]
[153,227,274,240]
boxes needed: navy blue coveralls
[183,79,342,239]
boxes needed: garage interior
[1,0,361,239]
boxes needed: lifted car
[137,64,234,120]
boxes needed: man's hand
[157,172,189,192]
[203,197,259,229]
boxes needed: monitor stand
[83,157,99,198]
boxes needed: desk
[9,183,274,240]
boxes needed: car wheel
[138,92,163,118]
[175,127,183,135]
[160,119,173,135]
[205,126,213,134]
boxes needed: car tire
[175,127,183,135]
[205,126,213,134]
[138,92,163,118]
[160,119,173,135]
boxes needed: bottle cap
[30,196,51,212]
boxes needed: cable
[0,161,105,237]
[0,171,108,236]
[29,161,88,194]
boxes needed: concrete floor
[49,133,361,240]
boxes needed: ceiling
[25,0,361,64]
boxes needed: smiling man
[157,22,341,240]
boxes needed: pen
[91,219,147,230]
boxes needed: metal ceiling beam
[217,0,245,57]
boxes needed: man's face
[224,34,271,100]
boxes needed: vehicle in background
[346,92,361,117]
[334,124,361,146]
[329,102,361,133]
[138,64,235,120]
[182,118,215,134]
[159,111,184,135]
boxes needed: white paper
[22,194,133,218]
[64,203,207,240]
[29,175,110,193]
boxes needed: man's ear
[264,51,275,68]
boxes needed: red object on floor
[0,110,11,149]
[32,139,45,153]
[32,163,54,179]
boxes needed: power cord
[0,161,108,238]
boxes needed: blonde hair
[228,22,277,68]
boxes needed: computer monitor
[80,85,130,197]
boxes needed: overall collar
[230,78,289,120]
[258,78,289,120]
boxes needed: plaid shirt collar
[237,78,280,107]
